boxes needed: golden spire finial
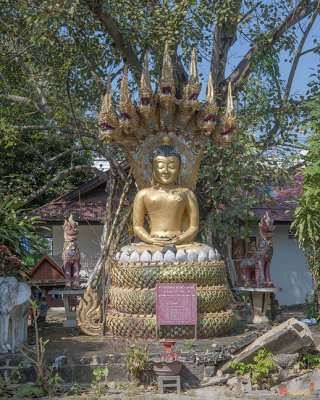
[180,47,201,109]
[141,54,152,93]
[118,65,139,130]
[206,72,215,104]
[69,214,74,222]
[101,75,113,113]
[161,133,171,144]
[189,48,198,85]
[213,80,237,144]
[161,41,174,91]
[98,75,120,142]
[120,65,131,106]
[226,81,234,114]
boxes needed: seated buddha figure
[119,142,218,262]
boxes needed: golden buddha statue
[126,138,221,264]
[78,43,238,338]
[134,150,197,245]
[132,140,199,250]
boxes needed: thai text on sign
[156,283,197,325]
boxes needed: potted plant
[150,352,185,376]
[150,341,185,376]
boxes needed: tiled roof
[31,201,106,222]
[252,174,303,222]
[31,174,303,223]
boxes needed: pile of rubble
[200,318,319,395]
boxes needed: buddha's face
[153,155,180,185]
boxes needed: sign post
[156,283,197,339]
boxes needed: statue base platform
[106,308,236,338]
[234,287,282,324]
[49,289,84,327]
[77,254,237,337]
[105,259,237,338]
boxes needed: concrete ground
[31,306,320,358]
[24,307,320,399]
[43,386,320,400]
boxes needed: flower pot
[151,360,183,376]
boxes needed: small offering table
[235,287,282,324]
[48,289,84,327]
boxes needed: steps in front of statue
[1,340,236,385]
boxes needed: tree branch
[228,0,320,90]
[283,10,318,102]
[72,32,107,101]
[4,134,82,164]
[0,94,46,113]
[82,54,107,102]
[2,124,128,182]
[210,0,243,91]
[23,165,109,205]
[0,93,91,135]
[0,44,34,66]
[300,44,320,56]
[238,2,262,24]
[12,43,52,116]
[84,0,142,79]
[3,125,62,131]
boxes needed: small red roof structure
[30,254,66,307]
[30,254,65,285]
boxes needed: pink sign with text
[156,283,197,325]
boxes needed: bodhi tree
[1,0,319,281]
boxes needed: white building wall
[52,222,313,305]
[52,224,103,268]
[249,225,313,305]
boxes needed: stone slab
[273,369,320,395]
[236,287,282,293]
[200,374,232,387]
[271,352,300,369]
[48,289,84,295]
[221,318,315,373]
[229,332,258,354]
[63,319,78,328]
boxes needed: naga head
[63,214,79,242]
[214,81,237,144]
[197,71,219,136]
[182,48,202,111]
[140,54,155,118]
[159,41,176,108]
[98,76,120,144]
[259,212,275,238]
[118,66,139,132]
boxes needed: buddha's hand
[150,237,171,245]
[161,236,183,246]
